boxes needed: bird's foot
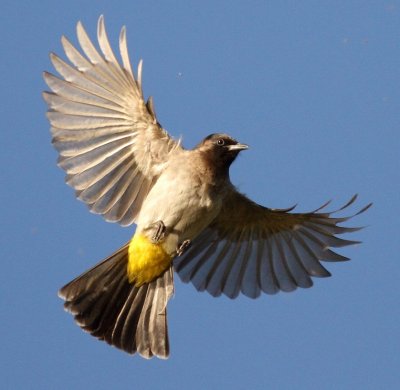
[176,240,191,256]
[146,220,166,243]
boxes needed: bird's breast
[135,159,223,255]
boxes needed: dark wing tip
[271,204,298,213]
[355,202,373,216]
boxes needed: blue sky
[1,1,399,389]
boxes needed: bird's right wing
[43,16,182,226]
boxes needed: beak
[227,143,249,151]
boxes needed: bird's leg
[176,240,191,256]
[145,220,166,243]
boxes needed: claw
[177,240,191,256]
[145,220,166,243]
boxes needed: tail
[58,244,174,359]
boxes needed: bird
[43,15,371,359]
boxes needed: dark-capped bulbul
[43,16,371,359]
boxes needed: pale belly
[135,166,222,256]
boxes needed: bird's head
[196,133,248,173]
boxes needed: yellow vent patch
[127,233,173,286]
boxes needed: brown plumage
[44,16,371,359]
[58,245,173,358]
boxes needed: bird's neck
[196,150,232,184]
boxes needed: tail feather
[58,244,174,359]
[136,273,171,358]
[119,288,148,353]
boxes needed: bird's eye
[217,139,225,146]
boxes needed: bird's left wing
[43,16,182,226]
[175,190,371,299]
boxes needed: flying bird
[43,16,371,359]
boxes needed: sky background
[1,1,399,389]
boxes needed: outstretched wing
[175,192,371,299]
[43,15,182,226]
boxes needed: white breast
[135,154,222,255]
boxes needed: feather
[59,244,173,359]
[175,190,371,298]
[43,16,182,226]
